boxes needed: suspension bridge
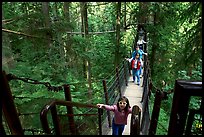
[2,24,203,135]
[2,56,202,135]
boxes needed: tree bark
[124,2,126,31]
[150,8,159,76]
[42,2,52,49]
[80,2,92,99]
[115,2,121,68]
[63,2,72,68]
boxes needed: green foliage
[147,2,202,135]
[178,70,191,80]
[156,108,169,135]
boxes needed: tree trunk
[150,9,159,76]
[80,2,92,99]
[63,2,72,69]
[80,2,86,78]
[138,2,148,25]
[2,9,15,72]
[42,2,52,49]
[124,2,126,31]
[115,2,121,68]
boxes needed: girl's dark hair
[117,96,131,112]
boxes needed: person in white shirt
[137,36,147,50]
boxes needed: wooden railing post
[168,80,202,135]
[50,105,61,135]
[148,90,164,135]
[2,71,24,135]
[102,80,112,127]
[63,84,77,135]
[98,108,103,135]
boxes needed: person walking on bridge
[137,36,147,51]
[97,96,132,135]
[138,27,145,40]
[131,53,143,85]
[126,46,147,81]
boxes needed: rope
[7,73,63,92]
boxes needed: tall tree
[2,8,15,73]
[42,2,52,49]
[149,2,160,77]
[63,2,72,68]
[80,2,92,99]
[115,2,121,68]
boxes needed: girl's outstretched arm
[96,104,116,111]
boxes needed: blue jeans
[139,67,142,76]
[132,69,140,84]
[132,69,135,81]
[112,118,125,135]
[139,44,143,50]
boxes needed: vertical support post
[63,84,76,135]
[2,71,24,135]
[50,105,61,135]
[148,90,163,135]
[168,80,192,135]
[102,80,111,127]
[98,108,103,135]
[185,109,196,135]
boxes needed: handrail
[40,99,103,135]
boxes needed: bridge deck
[106,75,143,135]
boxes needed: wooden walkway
[106,75,143,135]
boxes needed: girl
[97,96,132,135]
[132,53,143,85]
[126,46,147,82]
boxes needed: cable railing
[1,57,130,135]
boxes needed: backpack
[137,60,141,70]
[131,59,141,70]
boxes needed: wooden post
[63,84,77,135]
[2,71,24,135]
[50,105,61,135]
[167,80,202,135]
[102,80,111,127]
[148,90,163,135]
[98,108,103,135]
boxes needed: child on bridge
[131,53,143,85]
[137,36,147,51]
[97,96,132,135]
[126,46,146,83]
